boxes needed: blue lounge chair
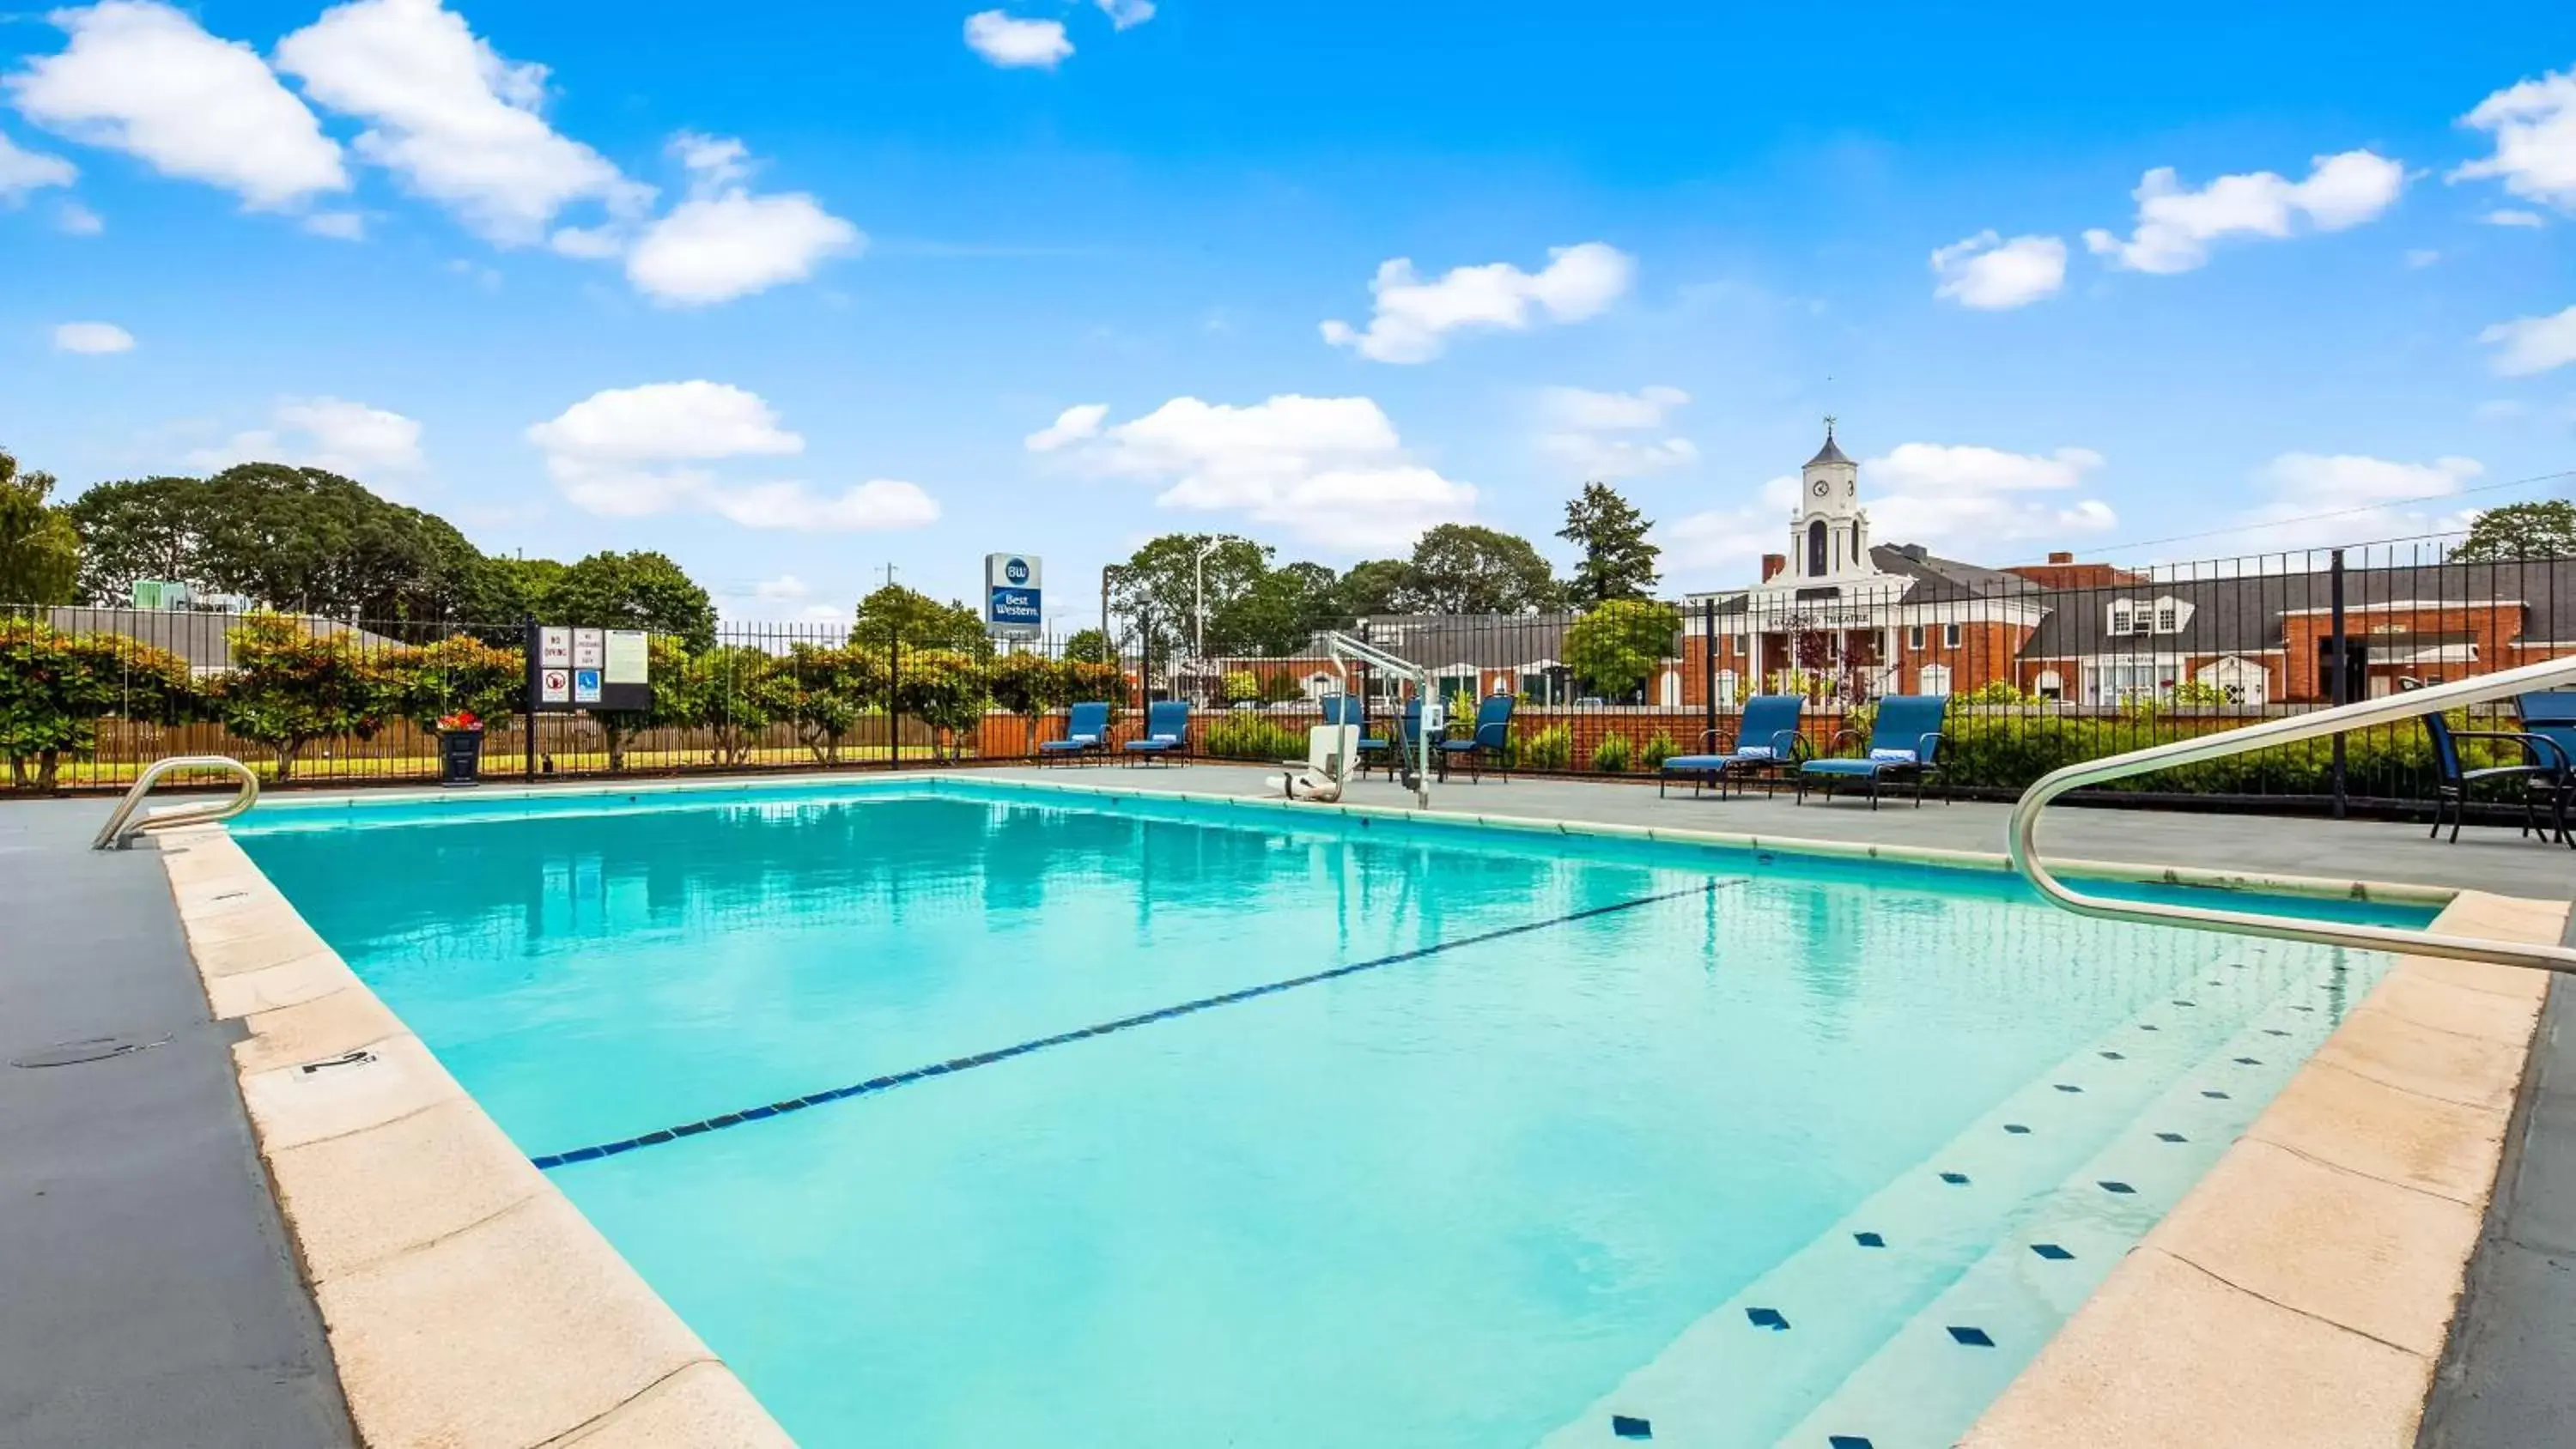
[1438,695,1516,782]
[2419,700,2571,845]
[1038,700,1110,766]
[1121,700,1191,767]
[1796,694,1949,809]
[1660,694,1806,798]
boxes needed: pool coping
[230,767,2461,909]
[1961,888,2570,1448]
[150,821,793,1449]
[177,772,2536,1446]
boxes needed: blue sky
[3,1,2573,625]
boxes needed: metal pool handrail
[91,755,261,851]
[1325,630,1435,809]
[2007,654,2576,973]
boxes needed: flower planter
[438,730,484,787]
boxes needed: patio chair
[1374,698,1425,780]
[1437,695,1516,783]
[2418,702,2572,846]
[1121,700,1192,767]
[1659,694,1806,799]
[1795,694,1949,809]
[1037,700,1111,767]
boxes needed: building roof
[1804,425,1852,469]
[1870,544,2040,603]
[2014,559,2576,660]
[1353,612,1576,670]
[39,607,403,673]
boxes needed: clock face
[1811,480,1830,497]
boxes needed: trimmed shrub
[1518,723,1573,771]
[1591,732,1634,773]
[1203,714,1303,761]
[1640,731,1680,772]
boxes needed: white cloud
[625,188,861,306]
[965,12,1072,69]
[2082,149,2405,274]
[1320,241,1634,363]
[2219,452,2485,554]
[52,320,133,353]
[2452,68,2576,213]
[9,1,345,209]
[275,0,647,246]
[2483,208,2548,227]
[528,381,936,532]
[1534,385,1697,479]
[56,200,102,234]
[2480,304,2576,376]
[1661,441,2117,577]
[2404,247,2440,268]
[670,130,750,187]
[187,396,428,481]
[0,129,76,200]
[1024,403,1108,452]
[754,574,811,603]
[1929,230,2067,308]
[1045,393,1477,550]
[302,209,366,240]
[1096,0,1156,29]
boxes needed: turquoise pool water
[236,781,2427,1447]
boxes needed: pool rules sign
[526,623,652,712]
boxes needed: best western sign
[985,554,1042,635]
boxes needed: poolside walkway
[0,797,351,1448]
[979,762,2576,901]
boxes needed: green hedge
[1202,714,1306,761]
[1936,712,2457,796]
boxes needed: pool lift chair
[1323,631,1437,809]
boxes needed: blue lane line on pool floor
[529,876,1742,1170]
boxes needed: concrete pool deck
[7,766,2575,1446]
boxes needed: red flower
[437,709,483,732]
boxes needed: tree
[549,550,719,650]
[461,555,568,627]
[0,450,81,605]
[987,650,1069,720]
[849,584,991,658]
[1334,557,1415,620]
[0,619,195,789]
[1109,533,1270,657]
[1564,599,1680,700]
[213,615,397,779]
[387,635,523,734]
[65,464,483,620]
[1217,561,1339,655]
[1062,627,1115,664]
[2455,500,2576,562]
[683,644,795,765]
[781,642,887,765]
[1405,524,1560,615]
[892,650,991,761]
[1559,480,1661,604]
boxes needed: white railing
[91,755,261,851]
[2008,655,2576,971]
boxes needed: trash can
[439,730,484,787]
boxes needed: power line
[2084,466,2576,559]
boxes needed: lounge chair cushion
[1801,758,1883,776]
[1734,744,1776,759]
[1151,732,1179,743]
[1869,748,1919,764]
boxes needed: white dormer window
[2108,596,2193,636]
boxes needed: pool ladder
[91,755,261,851]
[2008,653,2576,973]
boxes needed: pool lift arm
[1323,631,1435,810]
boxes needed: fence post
[1701,597,1717,745]
[520,614,538,782]
[886,615,901,772]
[2329,548,2348,819]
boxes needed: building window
[1907,625,1924,650]
[2034,669,2064,700]
[1942,623,1962,649]
[2108,600,2140,635]
[1807,519,1828,577]
[2154,603,2178,634]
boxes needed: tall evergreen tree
[1558,480,1661,604]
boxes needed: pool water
[236,781,2423,1447]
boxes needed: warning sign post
[525,622,651,715]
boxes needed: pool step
[1536,942,2371,1449]
[1771,976,2350,1449]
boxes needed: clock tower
[1789,416,1872,583]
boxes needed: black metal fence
[7,532,2574,812]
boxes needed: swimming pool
[234,779,2427,1447]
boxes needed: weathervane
[1823,414,1838,440]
